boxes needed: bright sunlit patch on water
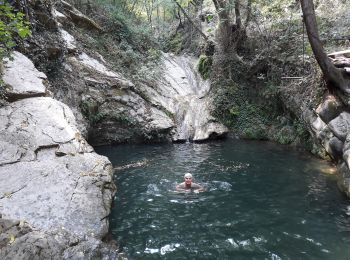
[305,161,337,175]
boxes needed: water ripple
[100,139,350,259]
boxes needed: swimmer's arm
[192,183,205,192]
[176,183,186,191]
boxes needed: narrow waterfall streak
[160,53,228,142]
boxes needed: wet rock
[3,51,48,101]
[146,53,228,142]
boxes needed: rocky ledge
[309,50,350,198]
[0,52,117,258]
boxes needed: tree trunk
[172,0,208,40]
[300,0,349,93]
[235,0,242,29]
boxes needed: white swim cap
[184,173,192,178]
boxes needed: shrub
[0,3,31,106]
[0,3,30,60]
[197,54,212,79]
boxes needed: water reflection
[96,139,350,259]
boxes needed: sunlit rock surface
[0,54,116,258]
[3,51,47,100]
[59,28,77,52]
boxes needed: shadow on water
[95,139,350,260]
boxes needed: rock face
[3,51,48,101]
[310,92,350,197]
[0,52,116,258]
[20,0,227,145]
[145,53,228,142]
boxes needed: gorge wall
[17,0,227,146]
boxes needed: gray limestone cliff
[19,0,227,146]
[0,51,117,259]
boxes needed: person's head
[184,173,193,185]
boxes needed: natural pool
[96,139,350,259]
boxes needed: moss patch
[197,55,212,80]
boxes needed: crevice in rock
[34,144,60,159]
[0,152,24,167]
[0,184,27,199]
[67,175,81,210]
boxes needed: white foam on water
[144,248,159,254]
[239,239,251,248]
[227,238,239,248]
[270,252,282,260]
[144,244,180,255]
[253,236,267,244]
[160,243,180,255]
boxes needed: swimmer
[176,173,205,193]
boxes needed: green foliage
[166,32,183,54]
[213,79,312,145]
[0,3,30,106]
[95,0,155,49]
[197,55,212,80]
[213,82,269,140]
[0,3,30,60]
[80,100,105,124]
[109,112,136,126]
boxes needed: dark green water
[96,139,350,260]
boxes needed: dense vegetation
[0,2,30,105]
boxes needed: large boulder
[0,61,116,258]
[0,97,115,233]
[315,94,343,123]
